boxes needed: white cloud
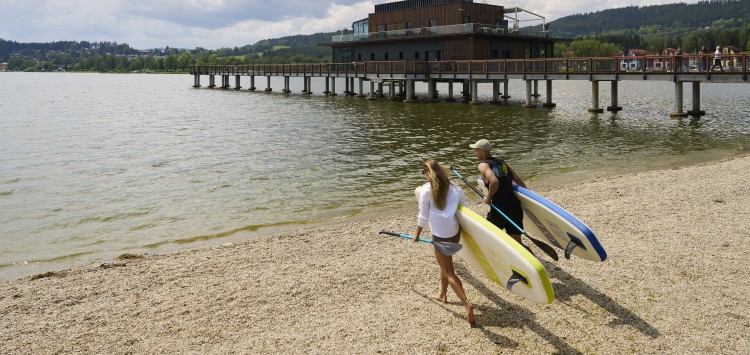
[0,0,707,49]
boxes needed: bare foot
[431,294,448,303]
[466,304,476,326]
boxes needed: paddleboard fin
[564,240,581,259]
[564,233,587,259]
[506,270,529,291]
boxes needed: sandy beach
[2,154,749,354]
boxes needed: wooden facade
[326,0,554,63]
[368,2,506,31]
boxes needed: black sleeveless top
[483,157,520,207]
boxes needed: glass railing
[330,23,545,43]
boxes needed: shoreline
[2,154,749,352]
[3,147,745,282]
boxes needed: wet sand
[1,154,749,353]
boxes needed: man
[470,139,527,246]
[674,46,684,72]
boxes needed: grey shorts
[432,230,461,244]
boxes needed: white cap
[469,139,491,151]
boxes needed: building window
[463,16,471,24]
[406,21,412,29]
[357,53,362,61]
[428,19,437,27]
[371,53,375,60]
[492,50,499,59]
[385,52,389,60]
[415,51,419,59]
[399,52,404,59]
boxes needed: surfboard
[477,177,607,262]
[415,186,555,304]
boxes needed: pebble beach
[1,154,749,354]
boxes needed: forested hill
[547,0,750,38]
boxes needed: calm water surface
[1,72,748,279]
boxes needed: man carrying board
[470,139,528,247]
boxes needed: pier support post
[368,81,376,100]
[350,78,356,96]
[209,75,215,88]
[249,76,256,91]
[445,80,455,102]
[687,81,705,116]
[344,77,350,95]
[221,75,230,89]
[607,81,622,112]
[329,78,337,96]
[427,79,436,101]
[669,81,689,118]
[265,76,272,92]
[377,82,384,98]
[501,80,510,101]
[524,80,535,108]
[492,80,500,104]
[283,77,290,94]
[234,75,241,90]
[588,81,604,113]
[470,80,480,104]
[357,79,365,98]
[324,77,331,95]
[404,80,415,103]
[302,77,311,95]
[532,80,540,98]
[193,74,201,88]
[543,80,556,108]
[463,81,471,99]
[388,82,397,100]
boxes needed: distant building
[722,46,743,70]
[0,62,7,71]
[619,49,649,71]
[324,0,554,62]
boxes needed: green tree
[177,52,192,70]
[568,39,621,57]
[164,54,178,71]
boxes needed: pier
[189,53,749,117]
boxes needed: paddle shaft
[450,167,559,261]
[378,230,433,243]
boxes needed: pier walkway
[189,54,749,117]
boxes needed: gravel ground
[1,154,749,354]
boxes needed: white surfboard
[415,187,555,304]
[477,177,607,262]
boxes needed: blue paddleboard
[477,177,607,262]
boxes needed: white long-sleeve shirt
[417,182,468,238]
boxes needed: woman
[415,159,475,326]
[711,46,723,72]
[699,46,707,71]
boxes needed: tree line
[0,34,335,73]
[2,0,749,70]
[548,0,750,56]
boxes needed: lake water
[1,72,748,279]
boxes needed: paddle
[378,230,463,256]
[449,166,559,261]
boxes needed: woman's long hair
[423,159,451,211]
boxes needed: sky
[0,0,705,50]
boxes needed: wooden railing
[189,53,750,77]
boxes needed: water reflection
[0,73,748,275]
